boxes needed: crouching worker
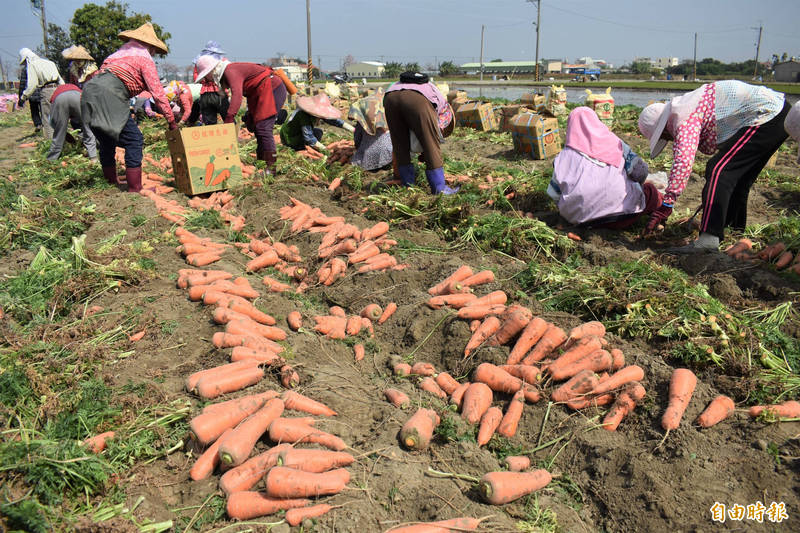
[81,23,176,192]
[281,93,355,153]
[348,90,393,171]
[383,71,456,194]
[47,84,97,161]
[548,107,660,228]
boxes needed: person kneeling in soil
[348,89,393,171]
[196,55,293,173]
[383,71,456,194]
[547,106,659,227]
[280,93,355,153]
[638,80,791,252]
[165,80,194,126]
[81,23,177,193]
[46,84,97,161]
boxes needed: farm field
[1,101,799,533]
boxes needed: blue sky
[1,0,798,77]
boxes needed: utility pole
[479,25,485,82]
[692,32,697,81]
[753,25,763,79]
[306,0,313,92]
[527,0,541,81]
[32,0,49,54]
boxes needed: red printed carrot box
[167,123,243,195]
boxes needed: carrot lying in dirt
[246,250,280,272]
[400,408,440,450]
[384,388,410,408]
[461,270,495,288]
[428,265,474,296]
[661,368,697,431]
[748,400,800,418]
[282,390,337,416]
[280,365,300,389]
[546,336,604,379]
[212,332,284,353]
[551,369,599,403]
[565,321,606,348]
[128,330,146,342]
[590,365,645,396]
[522,324,567,365]
[286,311,303,331]
[268,417,346,450]
[464,316,501,357]
[84,431,115,453]
[262,276,292,292]
[361,221,390,241]
[696,395,735,427]
[477,407,503,446]
[497,390,525,438]
[610,348,625,370]
[775,251,794,269]
[603,382,646,431]
[225,319,287,341]
[265,466,350,498]
[360,304,383,321]
[506,317,549,365]
[190,427,232,481]
[427,293,478,309]
[186,360,260,392]
[410,362,436,376]
[378,302,397,324]
[724,238,752,256]
[386,517,488,532]
[461,382,493,424]
[230,346,282,364]
[479,469,552,505]
[419,377,447,399]
[178,270,232,288]
[217,398,284,467]
[353,343,365,361]
[549,349,613,381]
[190,394,273,446]
[448,382,470,410]
[185,252,221,266]
[464,290,507,308]
[314,315,347,339]
[226,491,310,520]
[393,362,412,376]
[195,366,265,400]
[499,365,540,385]
[504,456,531,472]
[218,443,291,495]
[473,363,538,402]
[276,448,355,472]
[489,305,533,346]
[435,372,460,395]
[345,315,362,336]
[285,504,335,527]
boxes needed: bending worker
[19,47,64,140]
[62,45,98,88]
[348,89,393,171]
[383,71,456,195]
[46,83,97,161]
[638,80,791,252]
[281,93,355,153]
[189,41,229,125]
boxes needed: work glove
[168,121,179,131]
[643,202,673,235]
[313,141,326,152]
[342,122,355,134]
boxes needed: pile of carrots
[325,140,355,164]
[299,145,325,160]
[175,228,230,266]
[725,238,800,274]
[310,303,396,360]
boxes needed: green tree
[35,23,72,74]
[438,60,460,76]
[630,61,652,74]
[404,62,421,73]
[490,58,503,62]
[70,1,171,64]
[384,62,404,78]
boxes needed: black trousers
[700,101,791,238]
[29,99,42,128]
[188,92,230,125]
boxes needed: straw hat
[638,102,670,158]
[118,23,168,55]
[62,45,94,61]
[297,93,341,120]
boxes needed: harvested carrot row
[400,408,440,450]
[217,398,284,466]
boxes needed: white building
[275,65,306,82]
[652,57,679,70]
[345,61,385,78]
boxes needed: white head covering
[784,104,800,163]
[19,47,37,64]
[638,86,706,158]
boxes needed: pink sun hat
[297,93,341,120]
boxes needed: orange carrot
[489,305,533,346]
[602,382,646,431]
[775,251,794,269]
[128,330,146,342]
[549,349,612,381]
[181,270,233,288]
[696,395,735,428]
[748,400,800,418]
[268,417,346,450]
[185,252,221,266]
[479,469,552,505]
[384,388,411,408]
[195,366,265,399]
[427,293,478,309]
[189,427,232,481]
[448,382,470,410]
[393,362,412,376]
[353,343,365,361]
[212,307,255,326]
[285,504,334,527]
[262,276,292,292]
[378,302,398,324]
[246,250,280,272]
[464,290,507,308]
[757,242,786,261]
[464,316,502,357]
[590,365,645,396]
[521,324,567,365]
[226,491,310,520]
[504,455,531,472]
[610,348,625,371]
[460,382,493,424]
[473,363,527,396]
[506,317,549,365]
[281,390,336,416]
[419,377,447,399]
[551,369,599,403]
[477,406,503,446]
[546,336,604,379]
[400,408,440,450]
[230,347,281,364]
[190,394,273,446]
[497,390,525,438]
[280,365,300,389]
[319,238,358,259]
[361,304,383,321]
[566,392,615,410]
[724,238,752,256]
[565,321,606,347]
[410,362,436,376]
[225,319,287,341]
[344,315,362,336]
[328,177,342,191]
[386,517,488,532]
[265,466,350,498]
[498,365,540,385]
[276,448,354,473]
[84,431,115,453]
[435,372,460,395]
[444,280,472,294]
[361,221,390,241]
[661,368,697,430]
[218,444,291,494]
[217,398,285,466]
[186,360,261,392]
[361,317,374,337]
[287,311,303,331]
[461,270,495,287]
[213,332,284,354]
[428,265,474,296]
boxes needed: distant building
[275,65,306,82]
[460,61,538,74]
[544,60,562,73]
[652,57,679,70]
[774,60,800,82]
[345,61,385,78]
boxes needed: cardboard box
[167,123,243,196]
[499,105,523,132]
[450,96,470,113]
[585,88,615,126]
[520,93,545,107]
[511,112,562,159]
[456,102,498,131]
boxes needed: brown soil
[3,111,800,532]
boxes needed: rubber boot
[425,167,458,195]
[102,166,117,185]
[397,164,416,187]
[125,167,143,193]
[257,150,277,174]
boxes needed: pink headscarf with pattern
[565,106,623,167]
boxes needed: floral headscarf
[347,88,387,136]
